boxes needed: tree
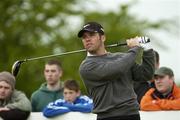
[0,0,172,97]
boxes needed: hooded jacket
[140,84,180,110]
[31,82,63,112]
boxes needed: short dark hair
[154,50,159,64]
[46,59,62,70]
[64,80,80,92]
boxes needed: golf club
[11,36,150,77]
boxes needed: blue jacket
[43,95,93,117]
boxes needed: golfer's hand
[126,36,140,48]
[0,107,10,111]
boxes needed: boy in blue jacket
[43,79,93,117]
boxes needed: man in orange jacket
[140,67,180,111]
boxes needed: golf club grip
[106,37,150,48]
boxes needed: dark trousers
[97,114,140,120]
[0,109,30,120]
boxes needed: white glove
[138,36,152,50]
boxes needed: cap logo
[83,24,90,28]
[100,28,104,32]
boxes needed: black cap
[77,22,104,38]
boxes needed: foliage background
[0,0,176,98]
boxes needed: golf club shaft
[22,42,126,62]
[19,36,150,62]
[26,49,86,61]
[12,37,150,77]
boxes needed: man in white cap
[0,71,31,120]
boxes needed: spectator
[140,67,180,110]
[43,79,93,118]
[31,59,63,112]
[0,71,31,120]
[78,22,155,120]
[134,50,160,103]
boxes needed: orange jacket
[140,84,180,111]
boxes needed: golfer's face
[82,32,103,53]
[44,64,62,85]
[0,81,13,100]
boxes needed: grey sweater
[79,47,155,119]
[0,90,31,111]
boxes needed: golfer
[78,22,155,120]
